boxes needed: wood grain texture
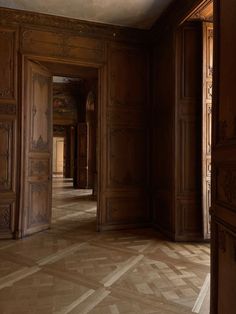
[211,1,236,313]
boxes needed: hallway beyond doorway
[52,178,96,228]
[0,180,210,313]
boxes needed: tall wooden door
[75,123,88,188]
[211,0,236,313]
[202,22,213,240]
[21,60,52,237]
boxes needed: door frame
[18,54,104,237]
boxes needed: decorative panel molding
[0,202,15,238]
[0,120,13,191]
[29,71,51,152]
[181,25,202,100]
[0,204,11,231]
[109,45,147,108]
[0,28,16,101]
[216,0,236,145]
[22,28,105,63]
[216,165,236,211]
[174,21,203,240]
[177,117,201,195]
[217,223,236,313]
[0,104,16,115]
[105,197,149,224]
[28,183,50,228]
[29,159,50,177]
[0,7,147,44]
[107,127,147,188]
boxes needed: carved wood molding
[216,164,236,212]
[0,205,11,230]
[28,182,49,226]
[0,7,147,44]
[29,159,49,176]
[0,121,12,191]
[150,0,211,42]
[0,104,16,115]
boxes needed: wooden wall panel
[106,197,148,225]
[0,120,14,192]
[0,26,17,239]
[211,1,236,312]
[21,28,105,64]
[107,127,147,188]
[100,43,150,229]
[0,28,16,100]
[0,203,15,238]
[175,22,203,240]
[217,225,236,313]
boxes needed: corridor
[0,179,210,313]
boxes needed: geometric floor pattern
[0,178,210,314]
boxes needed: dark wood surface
[175,21,203,240]
[1,1,236,311]
[0,26,18,239]
[211,0,236,313]
[21,60,53,236]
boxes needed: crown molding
[0,7,148,44]
[149,0,212,43]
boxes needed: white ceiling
[0,0,174,29]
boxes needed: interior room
[51,72,98,232]
[0,0,235,313]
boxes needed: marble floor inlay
[0,178,210,313]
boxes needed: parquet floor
[0,179,210,314]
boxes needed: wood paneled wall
[0,27,18,238]
[175,22,203,240]
[211,0,236,312]
[0,8,150,237]
[102,43,150,230]
[151,33,175,238]
[152,21,203,241]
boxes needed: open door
[211,0,236,313]
[75,123,89,188]
[21,60,52,236]
[202,22,213,240]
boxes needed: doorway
[20,58,100,237]
[53,136,64,177]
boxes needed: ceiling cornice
[149,0,212,43]
[0,6,148,44]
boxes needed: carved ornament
[0,8,146,43]
[0,104,16,115]
[0,206,10,229]
[32,135,49,151]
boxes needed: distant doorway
[53,137,64,177]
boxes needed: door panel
[175,22,203,241]
[22,60,52,236]
[202,22,213,240]
[99,43,150,230]
[211,0,236,313]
